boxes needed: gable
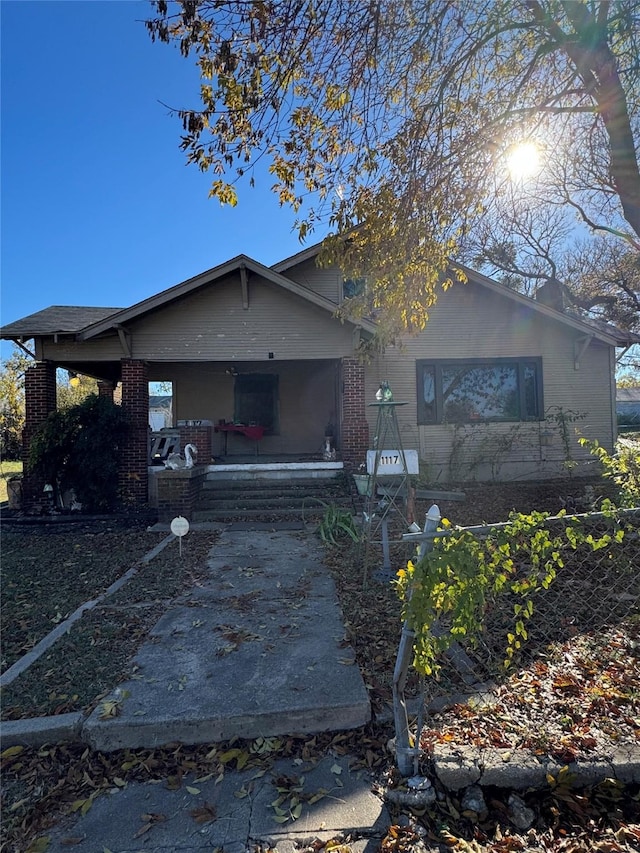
[109,270,358,361]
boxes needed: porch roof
[1,305,122,339]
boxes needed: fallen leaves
[133,812,166,838]
[189,802,217,824]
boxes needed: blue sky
[1,0,309,356]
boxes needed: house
[149,395,173,431]
[2,243,636,510]
[617,388,640,428]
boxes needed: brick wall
[97,380,115,401]
[156,467,206,522]
[119,359,149,506]
[22,361,57,510]
[341,357,369,468]
[178,425,213,463]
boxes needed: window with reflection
[416,358,542,424]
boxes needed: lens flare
[506,141,542,180]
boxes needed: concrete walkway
[45,753,393,853]
[83,526,370,751]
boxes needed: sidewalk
[5,523,390,852]
[83,524,371,751]
[45,753,393,853]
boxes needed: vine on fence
[395,509,624,675]
[579,437,640,507]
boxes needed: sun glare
[506,141,542,180]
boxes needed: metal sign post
[170,515,190,557]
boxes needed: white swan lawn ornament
[164,443,198,470]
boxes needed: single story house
[2,242,636,509]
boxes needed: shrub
[579,437,640,507]
[28,395,129,512]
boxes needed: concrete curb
[432,744,640,791]
[1,712,85,748]
[5,713,640,799]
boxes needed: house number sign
[366,449,419,475]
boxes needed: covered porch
[19,354,368,513]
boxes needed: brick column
[97,380,115,401]
[22,361,57,510]
[119,359,149,507]
[341,357,369,468]
[178,425,212,464]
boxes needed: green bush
[28,395,130,512]
[579,437,640,508]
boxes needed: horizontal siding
[281,258,341,302]
[42,336,123,361]
[362,280,616,480]
[126,272,353,360]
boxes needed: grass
[0,459,22,503]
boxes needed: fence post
[393,503,441,776]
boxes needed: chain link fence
[396,507,640,785]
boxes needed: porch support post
[22,361,57,510]
[97,379,115,401]
[341,357,369,468]
[119,359,149,507]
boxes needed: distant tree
[0,349,31,460]
[146,0,640,344]
[57,371,98,409]
[467,204,640,334]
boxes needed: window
[342,277,366,299]
[234,374,279,433]
[416,358,542,424]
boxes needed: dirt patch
[414,475,620,528]
[1,521,218,720]
[1,520,167,673]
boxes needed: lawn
[1,520,218,718]
[1,478,639,853]
[0,459,21,504]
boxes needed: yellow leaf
[25,839,50,853]
[1,745,24,759]
[186,786,200,795]
[273,815,290,823]
[218,748,241,764]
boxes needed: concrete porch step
[195,472,355,522]
[201,479,347,497]
[193,506,331,522]
[197,494,339,511]
[205,461,343,482]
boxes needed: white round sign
[170,516,190,537]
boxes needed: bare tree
[146,1,640,343]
